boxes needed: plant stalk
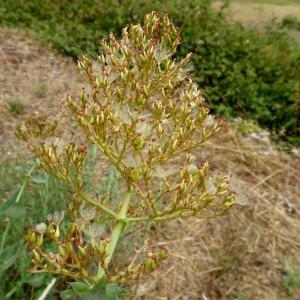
[16,163,36,203]
[104,187,132,266]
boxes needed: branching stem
[78,191,119,219]
[105,187,132,266]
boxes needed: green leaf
[69,281,92,294]
[106,284,127,300]
[0,205,27,219]
[0,187,20,211]
[26,273,48,288]
[0,250,20,273]
[70,278,127,300]
[60,289,76,300]
[31,174,47,184]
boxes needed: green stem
[16,163,36,203]
[78,191,119,219]
[104,188,132,266]
[127,210,182,222]
[0,218,11,256]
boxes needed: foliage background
[0,0,299,145]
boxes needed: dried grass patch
[132,124,300,299]
[0,28,83,156]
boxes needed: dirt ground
[0,28,83,156]
[226,0,300,41]
[1,24,300,299]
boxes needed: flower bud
[180,180,187,192]
[78,246,86,258]
[158,249,168,260]
[66,242,74,254]
[67,223,77,236]
[135,136,145,151]
[32,249,41,264]
[158,123,163,134]
[54,227,60,240]
[36,234,44,247]
[145,258,156,271]
[28,231,37,244]
[58,245,67,258]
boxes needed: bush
[281,15,300,31]
[0,0,299,145]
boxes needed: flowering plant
[17,12,236,299]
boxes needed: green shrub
[35,83,48,98]
[281,15,300,31]
[282,262,300,296]
[8,100,25,115]
[0,0,299,145]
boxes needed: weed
[217,250,241,272]
[238,119,260,135]
[16,13,236,299]
[8,99,25,115]
[0,157,68,299]
[35,83,48,98]
[281,15,300,31]
[282,261,300,296]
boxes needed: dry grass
[131,123,300,299]
[0,28,83,155]
[213,0,300,42]
[1,28,300,299]
[226,1,300,29]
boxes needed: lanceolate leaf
[70,279,127,300]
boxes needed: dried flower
[18,12,236,299]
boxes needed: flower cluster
[17,12,236,298]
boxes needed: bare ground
[226,0,300,41]
[0,28,83,156]
[1,28,300,299]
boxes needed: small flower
[205,178,217,194]
[35,223,47,234]
[75,218,86,230]
[204,115,216,127]
[84,222,105,238]
[230,176,248,205]
[79,205,96,221]
[186,164,197,172]
[47,211,64,225]
[154,165,178,178]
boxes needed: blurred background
[0,0,300,299]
